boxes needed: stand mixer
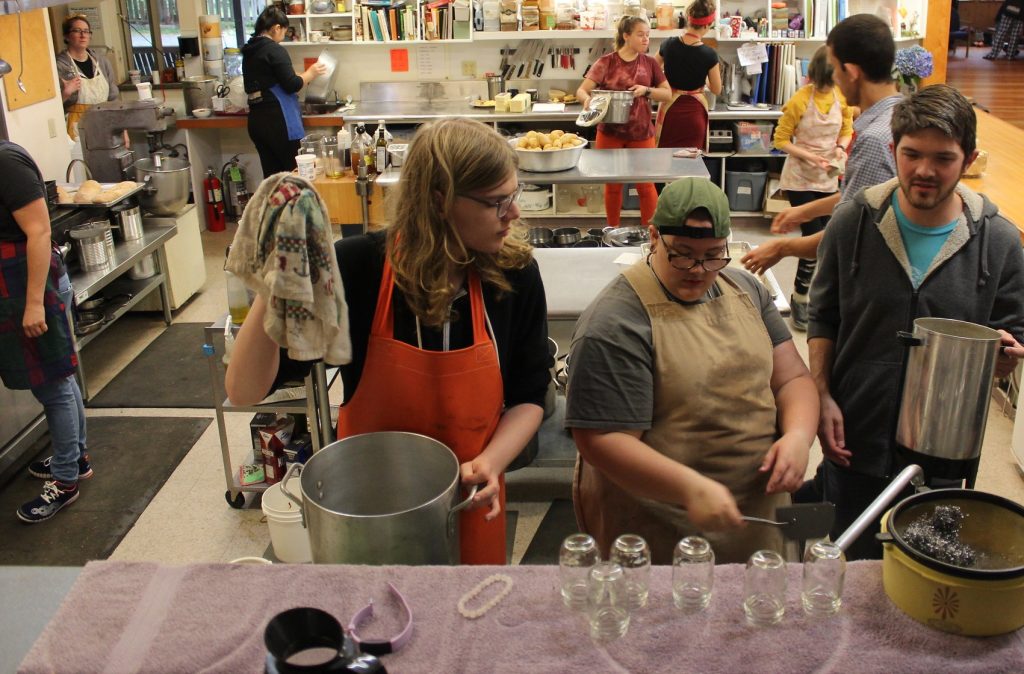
[78,100,176,182]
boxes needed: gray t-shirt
[565,267,790,430]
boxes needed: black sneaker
[790,296,808,332]
[17,481,79,523]
[28,453,93,480]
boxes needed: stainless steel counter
[341,101,781,125]
[377,148,709,187]
[535,245,788,319]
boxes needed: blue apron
[269,84,304,141]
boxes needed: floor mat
[87,323,216,408]
[519,499,578,565]
[0,416,211,565]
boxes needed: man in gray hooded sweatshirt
[808,84,1024,560]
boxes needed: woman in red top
[654,0,721,149]
[576,16,670,227]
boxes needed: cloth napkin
[19,560,1024,673]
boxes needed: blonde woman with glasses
[227,118,551,565]
[56,14,119,142]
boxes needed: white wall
[1,10,72,181]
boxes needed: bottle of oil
[358,124,375,174]
[224,245,251,325]
[375,119,390,173]
[350,129,364,177]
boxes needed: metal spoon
[15,0,26,93]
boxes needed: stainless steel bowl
[133,157,190,216]
[552,227,582,247]
[510,138,588,173]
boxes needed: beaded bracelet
[457,574,514,619]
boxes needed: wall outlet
[461,60,476,77]
[47,118,57,138]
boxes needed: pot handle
[897,331,922,347]
[279,463,307,528]
[834,464,923,552]
[447,484,479,539]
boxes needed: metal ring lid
[70,220,112,239]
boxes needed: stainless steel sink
[304,103,342,115]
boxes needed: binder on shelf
[453,0,471,38]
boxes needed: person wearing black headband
[565,178,818,564]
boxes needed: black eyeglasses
[458,184,524,218]
[69,29,93,35]
[665,249,731,272]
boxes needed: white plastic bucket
[262,482,312,563]
[199,14,222,38]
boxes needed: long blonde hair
[386,118,533,328]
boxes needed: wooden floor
[946,46,1024,130]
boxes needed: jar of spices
[287,0,305,15]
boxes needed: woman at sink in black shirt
[242,6,327,176]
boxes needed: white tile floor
[73,220,1024,565]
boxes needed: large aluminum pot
[133,157,190,215]
[279,432,477,565]
[896,318,1001,472]
[838,466,1024,636]
[591,89,635,124]
[182,76,218,114]
[510,137,588,173]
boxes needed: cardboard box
[249,412,278,465]
[765,177,789,215]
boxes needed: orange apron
[336,257,506,564]
[655,88,708,149]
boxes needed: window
[206,0,265,49]
[123,0,181,77]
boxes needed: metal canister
[111,203,144,241]
[129,253,157,280]
[486,74,505,101]
[69,219,114,272]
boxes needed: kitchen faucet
[65,158,93,183]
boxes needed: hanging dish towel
[226,172,351,365]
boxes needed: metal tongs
[576,94,609,127]
[742,503,836,540]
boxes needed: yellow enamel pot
[879,489,1024,636]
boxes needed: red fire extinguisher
[204,167,226,232]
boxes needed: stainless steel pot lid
[603,226,649,247]
[888,489,1024,579]
[69,221,112,239]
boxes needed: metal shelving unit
[68,224,176,399]
[203,317,337,509]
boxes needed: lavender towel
[19,560,1024,673]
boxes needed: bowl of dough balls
[510,130,587,172]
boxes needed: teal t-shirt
[892,193,958,288]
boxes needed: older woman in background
[56,14,119,142]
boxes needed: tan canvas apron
[573,261,788,564]
[66,54,110,141]
[778,88,842,193]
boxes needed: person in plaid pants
[985,0,1024,60]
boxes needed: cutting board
[1,9,56,111]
